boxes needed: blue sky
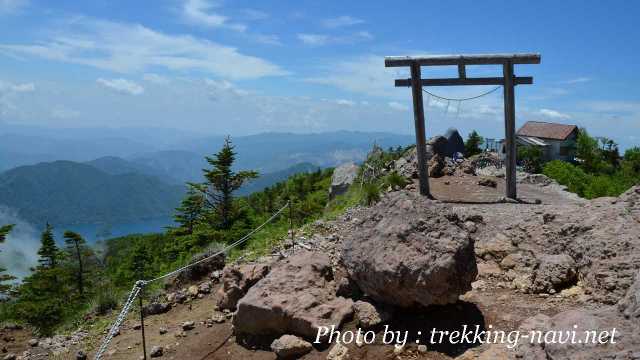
[0,0,638,148]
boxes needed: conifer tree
[464,130,484,157]
[37,223,59,269]
[63,231,87,297]
[16,224,65,335]
[130,243,151,280]
[0,224,14,242]
[194,136,258,228]
[0,224,16,295]
[174,186,205,234]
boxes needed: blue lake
[52,217,175,245]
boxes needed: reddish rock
[234,251,353,341]
[216,262,271,310]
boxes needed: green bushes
[362,183,381,205]
[518,146,544,174]
[543,160,636,199]
[384,171,408,190]
[91,287,119,316]
[542,129,639,199]
[543,161,590,196]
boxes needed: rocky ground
[3,155,640,360]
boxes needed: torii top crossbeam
[385,52,541,200]
[385,53,541,67]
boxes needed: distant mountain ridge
[0,129,413,173]
[237,162,319,195]
[0,161,185,226]
[0,130,414,226]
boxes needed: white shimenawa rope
[93,201,290,360]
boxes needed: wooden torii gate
[385,53,541,200]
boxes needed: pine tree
[15,224,66,335]
[37,223,59,269]
[0,224,14,242]
[0,224,16,295]
[130,243,152,280]
[464,130,484,157]
[63,231,87,297]
[576,128,602,172]
[174,186,205,234]
[194,136,258,228]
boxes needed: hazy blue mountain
[129,150,207,184]
[237,163,319,195]
[0,133,156,171]
[0,127,413,174]
[176,131,414,173]
[85,156,168,180]
[0,161,185,226]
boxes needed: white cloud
[564,77,591,84]
[584,100,640,114]
[51,106,80,119]
[0,18,287,79]
[97,78,144,95]
[143,73,170,84]
[297,33,329,46]
[204,78,248,96]
[305,55,404,98]
[0,80,34,93]
[252,34,282,46]
[296,31,373,46]
[0,0,28,15]
[182,0,246,31]
[388,101,409,111]
[241,9,269,21]
[322,15,365,28]
[336,99,355,106]
[538,108,571,119]
[0,80,35,117]
[0,206,39,280]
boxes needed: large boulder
[426,135,448,158]
[530,254,578,293]
[216,263,271,310]
[329,163,359,198]
[142,302,171,316]
[619,270,640,319]
[517,309,628,360]
[394,147,419,178]
[444,128,465,157]
[544,310,602,359]
[428,154,446,178]
[234,251,354,341]
[341,191,477,307]
[171,249,225,286]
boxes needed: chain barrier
[93,202,290,360]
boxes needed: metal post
[288,201,294,242]
[139,288,147,360]
[409,61,431,197]
[503,61,517,200]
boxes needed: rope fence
[93,201,291,360]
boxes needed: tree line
[0,136,336,335]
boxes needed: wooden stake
[409,61,431,197]
[503,61,517,200]
[288,201,294,242]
